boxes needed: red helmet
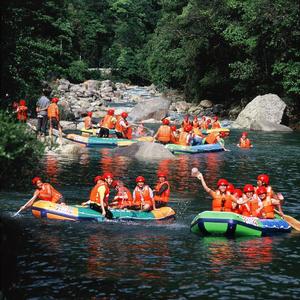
[202,116,206,121]
[87,112,93,117]
[32,177,42,185]
[51,97,59,103]
[233,189,243,198]
[19,99,26,106]
[185,124,193,132]
[162,118,170,125]
[121,112,128,118]
[206,119,211,124]
[242,132,248,137]
[244,184,254,193]
[157,172,167,178]
[102,172,114,180]
[257,174,270,185]
[111,180,122,188]
[193,116,198,120]
[93,175,102,184]
[256,186,267,195]
[217,179,229,187]
[107,109,115,116]
[170,125,177,131]
[136,176,145,183]
[184,115,189,120]
[226,183,235,194]
[214,116,218,121]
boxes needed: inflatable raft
[66,134,153,147]
[191,211,291,237]
[81,128,115,136]
[31,201,176,222]
[165,143,224,154]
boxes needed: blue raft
[165,143,224,154]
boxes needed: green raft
[191,211,291,237]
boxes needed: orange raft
[31,201,176,222]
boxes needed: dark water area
[1,130,300,299]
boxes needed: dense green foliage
[0,112,44,187]
[1,0,299,107]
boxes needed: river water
[1,130,300,299]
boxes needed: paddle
[13,195,36,217]
[275,209,300,231]
[191,167,201,178]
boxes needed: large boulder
[232,94,292,131]
[57,79,70,92]
[83,80,101,90]
[128,98,171,122]
[200,100,213,108]
[113,142,175,160]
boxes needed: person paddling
[98,109,116,138]
[17,177,64,214]
[115,112,132,139]
[153,172,170,208]
[81,173,114,219]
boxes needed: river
[1,130,300,299]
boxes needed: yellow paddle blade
[137,136,154,142]
[283,214,300,231]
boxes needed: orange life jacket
[178,132,189,146]
[200,122,208,130]
[212,190,234,212]
[212,122,221,129]
[133,185,153,207]
[261,198,275,219]
[36,183,62,203]
[192,127,204,137]
[101,114,115,129]
[249,196,262,217]
[240,202,251,216]
[114,186,133,208]
[84,116,92,129]
[182,119,190,128]
[115,115,125,133]
[240,138,251,148]
[89,182,110,206]
[17,105,28,121]
[156,125,172,143]
[47,103,59,119]
[154,181,170,203]
[192,120,199,127]
[205,132,219,144]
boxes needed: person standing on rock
[98,109,116,138]
[36,89,50,138]
[48,97,62,146]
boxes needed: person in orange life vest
[211,116,221,129]
[48,97,63,145]
[132,176,156,211]
[225,183,239,212]
[200,116,208,130]
[16,99,28,122]
[255,186,282,219]
[110,180,133,209]
[177,124,193,146]
[256,173,284,216]
[84,112,93,130]
[237,132,253,148]
[181,115,191,129]
[115,112,132,139]
[81,173,114,219]
[195,173,237,212]
[192,116,199,128]
[206,118,212,129]
[233,188,243,214]
[239,184,263,217]
[203,131,229,151]
[154,119,174,144]
[153,172,170,208]
[98,109,116,138]
[170,125,179,143]
[18,177,64,212]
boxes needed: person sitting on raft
[154,119,175,145]
[170,125,179,143]
[238,184,263,217]
[83,112,93,130]
[132,176,156,212]
[181,115,191,129]
[48,97,63,145]
[199,116,207,130]
[98,109,116,138]
[16,99,28,123]
[202,131,229,151]
[211,116,221,129]
[255,186,282,219]
[237,132,253,148]
[115,112,132,139]
[193,172,237,212]
[110,180,133,209]
[135,122,145,137]
[153,172,170,208]
[18,177,64,212]
[256,173,284,216]
[81,173,114,219]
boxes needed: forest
[1,0,299,108]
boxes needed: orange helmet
[226,183,235,194]
[217,179,229,187]
[257,174,270,185]
[136,176,145,183]
[185,124,193,132]
[93,175,102,183]
[107,109,115,116]
[170,125,177,131]
[19,99,26,106]
[256,186,267,195]
[102,172,114,180]
[157,172,167,178]
[121,112,128,118]
[162,119,170,125]
[233,189,243,198]
[51,97,59,103]
[244,184,254,193]
[32,177,42,185]
[87,112,93,117]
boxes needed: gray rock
[173,101,191,113]
[232,94,291,131]
[57,79,71,92]
[128,97,171,122]
[113,142,175,160]
[200,100,213,108]
[250,119,292,132]
[83,80,101,90]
